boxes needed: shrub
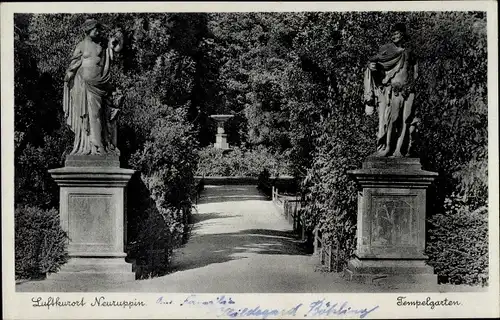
[15,206,69,280]
[427,196,488,286]
[15,129,73,210]
[127,107,198,277]
[127,203,174,279]
[196,145,290,177]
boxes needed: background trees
[14,11,488,284]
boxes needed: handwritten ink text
[305,299,379,319]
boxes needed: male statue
[363,23,419,157]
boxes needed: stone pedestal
[345,157,437,284]
[210,114,234,150]
[48,155,135,282]
[215,133,230,149]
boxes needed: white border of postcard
[2,1,499,319]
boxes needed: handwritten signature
[157,295,379,319]
[157,295,236,306]
[220,304,303,319]
[220,300,378,319]
[304,299,379,319]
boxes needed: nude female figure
[63,19,123,155]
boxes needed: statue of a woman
[363,23,418,157]
[63,19,123,155]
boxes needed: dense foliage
[196,146,290,177]
[126,107,199,278]
[14,14,73,210]
[427,196,488,285]
[15,206,69,280]
[15,12,488,284]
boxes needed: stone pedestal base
[215,134,230,149]
[344,258,437,285]
[47,258,135,282]
[48,156,135,282]
[346,157,437,285]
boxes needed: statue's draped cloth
[63,45,115,155]
[363,42,416,156]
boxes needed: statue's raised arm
[363,23,419,158]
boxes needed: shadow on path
[190,212,239,224]
[170,228,307,273]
